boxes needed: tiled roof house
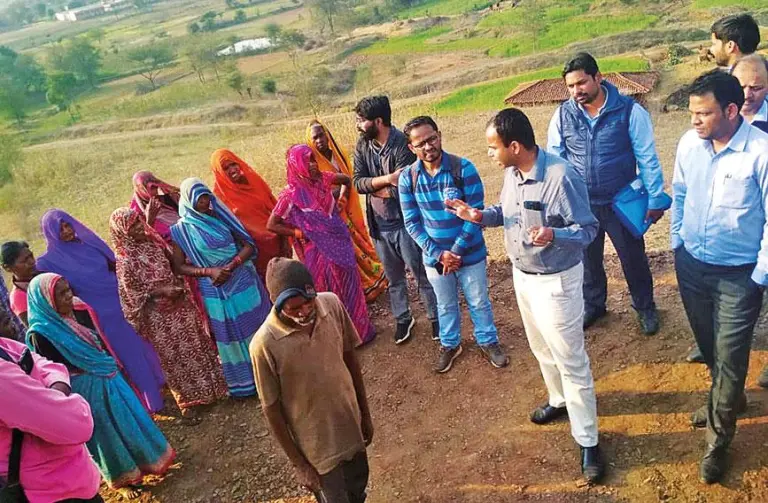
[504,72,660,107]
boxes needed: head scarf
[129,171,181,242]
[26,272,119,377]
[170,178,255,268]
[274,144,337,215]
[110,207,169,255]
[210,149,281,265]
[36,210,118,302]
[306,121,369,230]
[273,146,355,268]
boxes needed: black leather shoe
[580,444,605,484]
[583,308,607,329]
[700,444,727,484]
[637,307,659,335]
[529,404,568,425]
[690,393,748,428]
[686,346,705,363]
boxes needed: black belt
[516,267,560,276]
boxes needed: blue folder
[611,177,672,239]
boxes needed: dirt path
[99,251,768,503]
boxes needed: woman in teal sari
[170,178,271,397]
[26,272,175,498]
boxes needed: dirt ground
[99,243,768,503]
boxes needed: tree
[0,46,47,94]
[86,28,105,45]
[0,82,28,125]
[46,72,79,121]
[234,9,247,23]
[522,0,546,53]
[308,0,344,35]
[283,29,306,49]
[188,22,200,34]
[265,23,282,46]
[201,17,217,31]
[48,38,102,89]
[181,35,223,82]
[126,43,176,90]
[226,69,245,97]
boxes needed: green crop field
[395,0,494,18]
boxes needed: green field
[361,12,658,58]
[395,0,494,18]
[692,0,768,8]
[434,56,651,115]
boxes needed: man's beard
[359,124,378,141]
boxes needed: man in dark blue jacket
[547,53,666,335]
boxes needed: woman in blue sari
[26,273,175,498]
[170,178,270,397]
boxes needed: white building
[54,0,132,22]
[217,38,273,56]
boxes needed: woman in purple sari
[36,209,166,412]
[267,144,375,343]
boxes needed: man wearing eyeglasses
[399,115,508,373]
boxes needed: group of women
[0,120,385,496]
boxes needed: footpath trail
[102,252,768,503]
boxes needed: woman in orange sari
[211,149,291,279]
[307,120,387,302]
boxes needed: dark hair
[403,116,439,139]
[354,96,392,127]
[687,69,745,112]
[711,14,760,55]
[562,52,599,78]
[1,241,29,268]
[487,108,536,149]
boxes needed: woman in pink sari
[267,145,375,344]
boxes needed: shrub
[261,78,277,94]
[667,44,693,66]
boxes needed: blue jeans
[425,260,499,349]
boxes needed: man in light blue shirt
[671,69,768,485]
[547,53,666,336]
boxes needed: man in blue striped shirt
[399,116,508,373]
